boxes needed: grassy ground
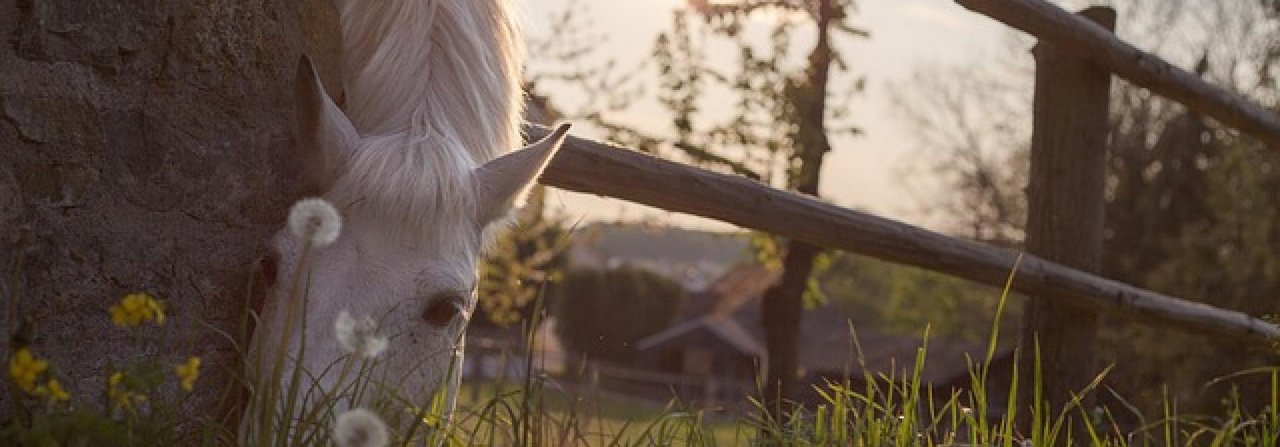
[453,378,747,446]
[7,243,1280,445]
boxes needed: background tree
[475,75,577,330]
[525,0,869,404]
[552,266,685,365]
[819,252,1016,343]
[475,186,573,328]
[650,0,868,406]
[893,0,1280,415]
[523,0,665,154]
[892,62,1031,248]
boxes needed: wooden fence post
[1021,5,1115,426]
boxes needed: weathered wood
[1021,6,1113,423]
[955,0,1280,149]
[528,124,1280,345]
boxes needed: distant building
[461,223,745,386]
[633,264,778,399]
[626,263,1014,412]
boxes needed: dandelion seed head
[288,198,343,246]
[335,311,389,358]
[333,408,389,447]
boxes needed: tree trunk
[760,0,836,409]
[0,0,338,423]
[761,242,821,402]
[1020,6,1114,436]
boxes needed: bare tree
[893,0,1280,416]
[893,60,1032,248]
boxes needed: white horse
[251,0,567,429]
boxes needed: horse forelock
[338,0,526,164]
[328,0,525,252]
[328,131,483,252]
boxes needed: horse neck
[336,0,526,163]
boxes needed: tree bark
[0,0,337,423]
[761,0,836,408]
[1020,6,1114,433]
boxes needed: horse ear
[295,55,358,191]
[474,123,571,224]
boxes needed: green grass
[7,240,1280,445]
[452,379,746,446]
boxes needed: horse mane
[326,0,527,243]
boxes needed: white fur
[330,0,526,242]
[249,0,548,434]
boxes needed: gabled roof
[707,264,782,316]
[636,262,1014,385]
[678,263,780,318]
[637,263,779,358]
[636,315,767,359]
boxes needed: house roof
[637,264,778,358]
[635,315,767,359]
[638,263,1014,385]
[678,263,780,318]
[708,264,782,315]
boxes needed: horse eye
[422,293,462,327]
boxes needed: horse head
[251,55,567,417]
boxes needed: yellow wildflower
[107,372,147,411]
[175,357,200,392]
[45,378,70,402]
[109,293,166,327]
[34,378,71,403]
[8,348,49,394]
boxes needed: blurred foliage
[523,0,664,154]
[477,186,573,328]
[649,0,867,398]
[551,266,685,364]
[893,0,1280,415]
[818,252,1018,343]
[650,1,867,184]
[748,231,832,309]
[524,0,869,398]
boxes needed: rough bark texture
[0,0,339,421]
[1020,6,1113,429]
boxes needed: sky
[515,0,1010,232]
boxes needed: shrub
[553,266,685,364]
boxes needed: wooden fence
[528,0,1280,399]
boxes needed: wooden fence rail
[530,124,1280,346]
[530,0,1280,359]
[955,0,1280,149]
